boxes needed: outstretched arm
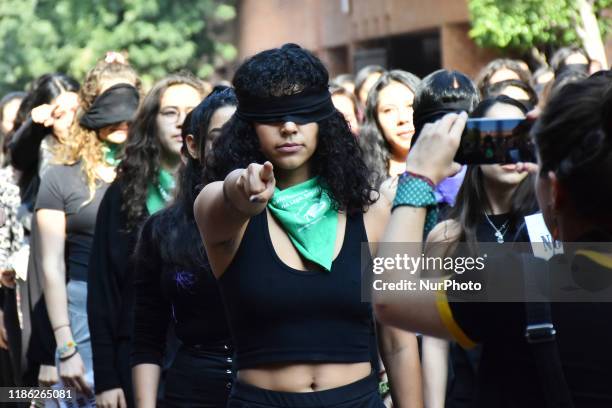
[194,161,276,277]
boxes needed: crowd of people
[0,41,608,408]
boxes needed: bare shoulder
[363,188,391,243]
[194,181,222,225]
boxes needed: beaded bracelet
[392,171,439,238]
[56,340,77,358]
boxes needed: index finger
[448,111,468,142]
[260,161,274,182]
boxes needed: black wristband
[59,348,78,362]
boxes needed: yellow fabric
[575,250,612,270]
[435,289,477,349]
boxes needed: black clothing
[442,232,612,407]
[164,344,233,407]
[446,213,527,408]
[0,288,16,388]
[9,118,57,377]
[219,210,374,370]
[23,215,55,369]
[131,212,232,366]
[35,163,109,282]
[8,118,48,209]
[228,371,384,408]
[87,180,138,397]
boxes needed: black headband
[235,87,336,124]
[80,83,140,130]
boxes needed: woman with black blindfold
[33,56,140,405]
[196,43,422,408]
[87,72,206,408]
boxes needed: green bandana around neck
[267,177,338,272]
[146,168,176,214]
[101,141,121,167]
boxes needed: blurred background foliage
[0,0,237,93]
[469,0,612,57]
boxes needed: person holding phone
[421,95,538,408]
[374,72,612,406]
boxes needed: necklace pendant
[495,231,504,244]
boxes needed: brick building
[235,0,611,79]
[236,0,498,79]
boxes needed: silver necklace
[484,212,509,243]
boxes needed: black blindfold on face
[79,83,140,130]
[235,87,337,125]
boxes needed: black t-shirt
[131,212,232,367]
[438,238,612,407]
[35,162,109,282]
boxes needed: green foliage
[468,0,612,52]
[0,0,237,93]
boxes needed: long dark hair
[176,86,237,218]
[14,73,80,131]
[447,96,538,249]
[533,71,612,221]
[476,58,532,96]
[358,70,421,187]
[117,72,206,230]
[0,91,27,162]
[144,87,237,269]
[205,43,376,214]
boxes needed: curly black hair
[117,72,207,230]
[205,43,376,214]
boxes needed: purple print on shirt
[174,270,196,292]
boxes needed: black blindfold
[236,87,336,124]
[80,83,140,130]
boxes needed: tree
[0,0,237,94]
[468,0,612,64]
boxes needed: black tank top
[218,210,374,370]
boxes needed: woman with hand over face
[35,57,140,406]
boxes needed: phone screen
[454,118,536,164]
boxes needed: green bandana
[146,169,176,214]
[267,177,338,272]
[101,141,121,167]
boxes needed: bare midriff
[237,362,372,392]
